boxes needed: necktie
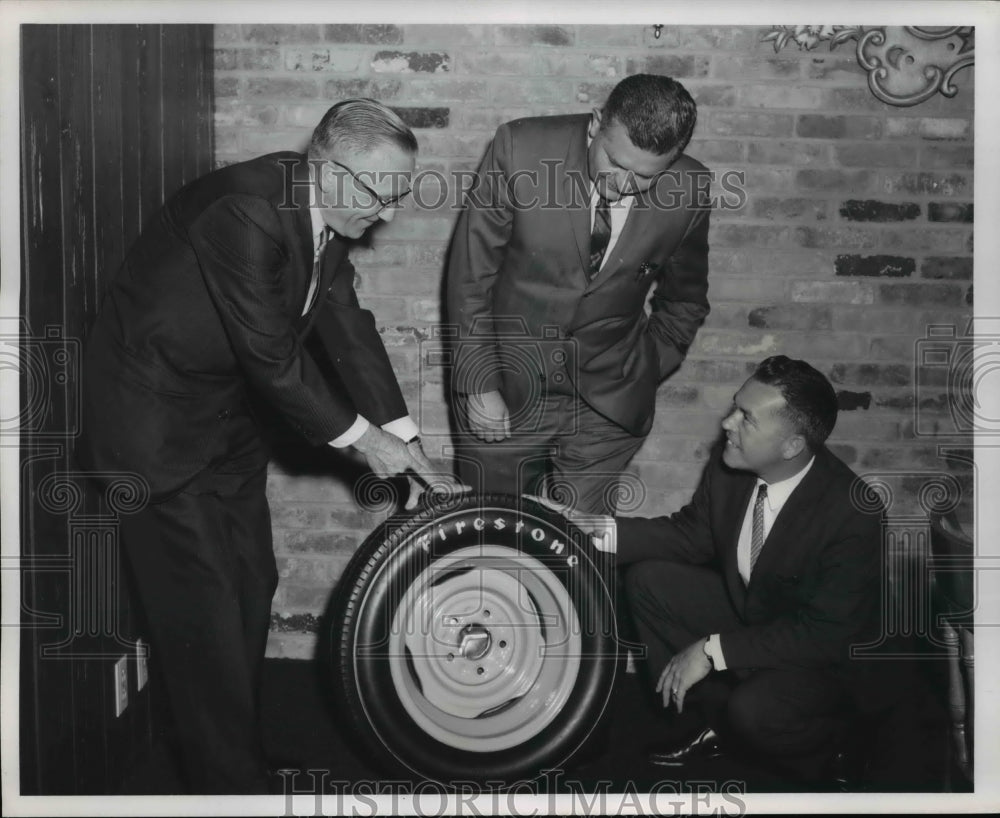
[303,229,328,316]
[589,196,611,279]
[749,483,768,575]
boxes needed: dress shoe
[648,727,724,767]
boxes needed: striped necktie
[589,196,611,279]
[749,483,769,575]
[303,228,328,316]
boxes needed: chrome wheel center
[387,545,581,751]
[458,624,492,660]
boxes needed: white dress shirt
[735,457,816,586]
[585,133,636,272]
[589,186,634,272]
[706,456,816,670]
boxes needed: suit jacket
[616,444,884,672]
[447,114,711,436]
[77,151,407,500]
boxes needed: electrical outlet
[136,639,149,691]
[114,655,128,717]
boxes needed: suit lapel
[746,451,832,588]
[299,234,345,336]
[287,158,316,313]
[561,118,592,276]
[724,476,755,609]
[586,193,647,288]
[585,157,694,290]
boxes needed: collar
[307,165,328,247]
[585,131,596,190]
[756,456,816,513]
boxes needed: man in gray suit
[447,74,711,514]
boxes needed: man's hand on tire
[353,426,469,507]
[523,494,617,554]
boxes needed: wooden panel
[20,23,216,794]
[90,25,125,325]
[136,24,163,233]
[117,26,143,281]
[58,25,103,794]
[160,26,188,200]
[19,24,76,795]
[194,26,215,178]
[87,26,134,792]
[59,25,95,342]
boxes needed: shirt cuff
[381,416,419,442]
[706,633,727,671]
[586,516,616,554]
[327,415,370,448]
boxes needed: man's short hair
[308,98,417,159]
[752,355,839,452]
[601,74,697,157]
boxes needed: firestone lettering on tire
[413,514,575,567]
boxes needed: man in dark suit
[77,99,460,793]
[447,74,711,514]
[611,355,883,781]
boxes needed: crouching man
[560,355,885,783]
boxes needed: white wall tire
[326,494,619,786]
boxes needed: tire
[326,493,619,785]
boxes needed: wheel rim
[384,544,582,753]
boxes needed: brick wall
[212,24,974,658]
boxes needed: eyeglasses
[328,159,411,213]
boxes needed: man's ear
[588,107,603,139]
[781,434,807,461]
[316,160,332,189]
[316,161,342,206]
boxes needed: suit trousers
[626,560,848,781]
[454,392,647,515]
[119,447,277,793]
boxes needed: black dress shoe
[648,727,724,767]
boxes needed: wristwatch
[702,637,715,669]
[407,435,421,446]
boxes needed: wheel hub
[386,545,583,751]
[458,624,492,660]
